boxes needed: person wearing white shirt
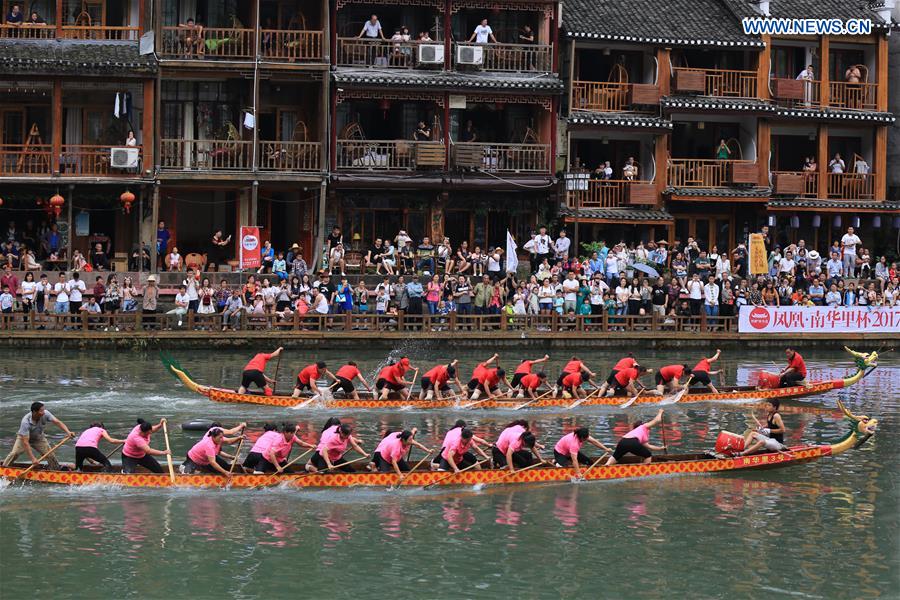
[561,272,579,313]
[53,272,69,315]
[840,226,861,278]
[796,64,814,105]
[825,251,842,286]
[687,273,703,316]
[825,285,842,307]
[183,269,200,312]
[468,18,497,44]
[359,14,384,39]
[778,252,796,277]
[554,231,571,263]
[67,272,86,314]
[605,253,619,280]
[533,227,551,265]
[703,276,720,317]
[828,153,845,174]
[167,286,190,328]
[715,254,731,281]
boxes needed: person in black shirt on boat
[739,399,787,455]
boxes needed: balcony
[335,38,427,68]
[453,43,552,72]
[566,180,657,209]
[771,78,821,107]
[259,141,321,172]
[260,30,325,62]
[336,140,446,171]
[1,145,53,176]
[672,67,758,98]
[570,81,660,112]
[827,172,873,200]
[829,81,877,111]
[0,23,138,41]
[160,139,252,171]
[159,26,256,60]
[772,171,818,198]
[1,145,142,178]
[0,24,55,39]
[452,143,549,173]
[668,159,758,188]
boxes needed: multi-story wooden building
[560,0,898,253]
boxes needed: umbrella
[631,262,659,278]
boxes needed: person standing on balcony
[840,226,861,278]
[623,157,639,180]
[179,18,205,57]
[715,140,731,160]
[359,14,385,39]
[796,65,814,106]
[5,4,23,25]
[461,120,478,143]
[829,153,845,173]
[414,122,431,141]
[468,19,497,44]
[156,220,170,269]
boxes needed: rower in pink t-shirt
[496,424,527,454]
[74,422,125,471]
[121,419,168,475]
[492,422,542,472]
[552,428,611,477]
[608,409,666,466]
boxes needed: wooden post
[150,184,160,272]
[654,134,668,203]
[55,0,62,37]
[142,80,154,174]
[756,35,770,100]
[819,36,830,106]
[817,124,828,199]
[656,48,671,97]
[757,120,770,186]
[876,35,888,112]
[52,80,62,174]
[874,126,887,200]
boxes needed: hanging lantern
[873,215,881,228]
[811,214,821,228]
[0,197,3,207]
[851,216,860,228]
[833,215,841,228]
[49,193,65,218]
[379,99,391,119]
[790,215,800,228]
[120,190,136,214]
[767,215,776,227]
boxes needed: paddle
[514,388,554,411]
[660,412,669,455]
[228,436,246,475]
[424,458,491,489]
[249,447,315,487]
[162,420,176,484]
[660,375,693,405]
[566,383,602,410]
[390,450,434,490]
[271,352,282,396]
[294,454,370,480]
[459,396,496,409]
[478,459,549,489]
[16,434,73,478]
[618,389,645,409]
[406,368,420,401]
[576,452,610,481]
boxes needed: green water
[0,347,897,599]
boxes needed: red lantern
[120,190,135,214]
[0,197,3,207]
[49,193,65,218]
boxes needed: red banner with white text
[738,305,900,333]
[239,226,261,270]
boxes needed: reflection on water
[0,349,897,598]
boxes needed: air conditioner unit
[418,43,444,64]
[110,147,140,168]
[456,45,484,66]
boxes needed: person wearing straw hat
[141,275,159,329]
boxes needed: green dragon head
[843,347,878,371]
[837,400,878,443]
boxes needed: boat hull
[0,446,830,488]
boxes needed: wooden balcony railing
[0,145,53,176]
[827,172,874,200]
[566,180,657,208]
[0,23,55,38]
[259,141,321,172]
[771,78,821,107]
[336,140,446,170]
[668,159,756,188]
[61,26,140,41]
[570,81,660,112]
[453,142,550,173]
[336,38,421,68]
[159,26,255,59]
[771,171,818,198]
[673,67,758,98]
[828,81,877,111]
[160,139,253,171]
[453,42,551,72]
[260,29,325,61]
[59,145,142,177]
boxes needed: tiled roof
[0,39,157,76]
[720,0,889,27]
[563,0,764,48]
[567,111,673,130]
[663,96,777,113]
[667,186,772,197]
[768,199,900,211]
[333,68,564,93]
[772,107,895,124]
[559,206,674,221]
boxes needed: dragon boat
[0,401,876,488]
[162,348,877,410]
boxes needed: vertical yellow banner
[749,233,767,275]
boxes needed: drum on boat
[715,431,745,456]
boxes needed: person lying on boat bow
[654,364,692,396]
[738,399,787,456]
[555,356,596,395]
[438,426,490,472]
[376,356,418,401]
[561,370,594,399]
[3,401,73,470]
[517,371,548,399]
[594,354,639,397]
[492,420,544,472]
[329,361,372,400]
[182,427,243,476]
[553,427,612,479]
[607,409,666,466]
[611,365,651,397]
[779,348,808,388]
[238,347,283,396]
[122,418,171,474]
[75,422,125,471]
[420,360,464,401]
[292,361,337,399]
[307,420,366,473]
[510,354,550,393]
[371,429,433,482]
[691,349,722,393]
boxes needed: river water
[0,347,897,599]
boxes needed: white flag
[506,230,519,274]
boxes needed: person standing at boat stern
[3,402,73,469]
[238,347,283,396]
[779,348,808,388]
[553,428,612,478]
[739,400,787,456]
[607,409,666,465]
[74,422,125,471]
[121,419,170,474]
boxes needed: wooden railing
[0,310,740,335]
[0,23,55,38]
[61,25,140,41]
[0,145,53,176]
[668,159,755,188]
[59,145,142,176]
[160,139,253,170]
[673,67,758,98]
[453,42,551,72]
[828,81,877,111]
[452,142,550,173]
[771,78,821,107]
[335,38,419,68]
[159,26,255,59]
[259,141,321,172]
[827,172,874,200]
[771,171,818,198]
[571,81,630,112]
[566,180,652,208]
[336,140,446,170]
[260,29,325,61]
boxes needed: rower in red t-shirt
[375,356,418,400]
[779,348,808,388]
[561,370,592,399]
[612,365,650,397]
[465,353,500,397]
[516,371,548,400]
[468,362,509,401]
[594,353,639,397]
[420,359,464,401]
[291,361,337,399]
[237,347,283,396]
[654,364,692,395]
[328,361,371,400]
[691,349,722,393]
[510,354,550,391]
[555,356,596,393]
